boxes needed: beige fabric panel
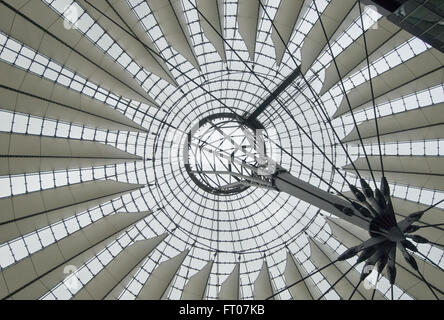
[146,0,200,71]
[73,234,167,300]
[0,63,148,133]
[308,238,365,299]
[253,260,274,300]
[181,260,213,300]
[237,0,262,61]
[0,180,144,244]
[300,0,357,75]
[344,156,444,191]
[338,68,443,119]
[271,0,304,66]
[326,217,444,299]
[394,256,444,300]
[0,0,157,107]
[77,0,176,86]
[103,267,141,300]
[284,251,317,300]
[136,249,189,300]
[334,49,444,118]
[0,133,142,175]
[197,0,226,62]
[326,216,367,248]
[391,198,444,247]
[10,230,120,300]
[343,103,444,143]
[1,211,151,299]
[103,234,169,300]
[0,272,8,299]
[315,238,386,300]
[218,263,240,300]
[107,0,173,82]
[321,18,412,95]
[348,123,444,145]
[108,0,177,86]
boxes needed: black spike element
[408,211,424,221]
[351,201,372,218]
[359,206,373,219]
[349,184,366,202]
[377,249,390,274]
[360,179,374,199]
[360,262,373,281]
[387,246,397,285]
[405,225,421,233]
[380,176,390,198]
[409,235,429,244]
[374,188,386,209]
[343,207,355,216]
[403,252,419,271]
[345,178,433,290]
[401,240,418,252]
[334,204,354,216]
[357,246,378,264]
[338,246,360,261]
[387,264,397,285]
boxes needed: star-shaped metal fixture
[335,177,430,286]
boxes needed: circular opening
[183,113,272,195]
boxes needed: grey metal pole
[273,170,370,230]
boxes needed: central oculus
[183,113,275,195]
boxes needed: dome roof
[0,0,442,300]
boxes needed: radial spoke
[423,198,444,213]
[415,269,439,300]
[415,251,444,272]
[188,0,363,189]
[266,258,340,300]
[357,0,385,179]
[259,1,365,182]
[348,278,363,300]
[312,0,378,188]
[317,261,359,300]
[371,273,382,300]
